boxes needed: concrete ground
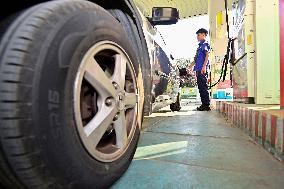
[112,105,284,189]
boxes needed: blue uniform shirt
[194,40,210,71]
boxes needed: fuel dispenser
[209,0,280,105]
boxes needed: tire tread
[0,1,103,188]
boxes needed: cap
[196,28,208,35]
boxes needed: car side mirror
[150,7,179,25]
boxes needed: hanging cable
[222,0,230,81]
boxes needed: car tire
[0,1,142,188]
[170,93,181,111]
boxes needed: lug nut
[113,113,119,121]
[105,98,113,106]
[113,82,119,90]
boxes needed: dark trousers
[196,71,210,106]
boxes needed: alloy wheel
[74,41,138,162]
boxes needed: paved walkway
[112,106,284,189]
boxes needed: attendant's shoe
[197,105,211,111]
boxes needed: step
[216,102,284,162]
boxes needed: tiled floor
[112,105,284,189]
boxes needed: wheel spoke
[84,60,117,98]
[112,54,127,89]
[84,105,117,147]
[114,111,127,148]
[125,92,138,109]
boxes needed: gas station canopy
[134,0,234,19]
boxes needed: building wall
[208,0,230,84]
[255,0,280,104]
[208,0,229,56]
